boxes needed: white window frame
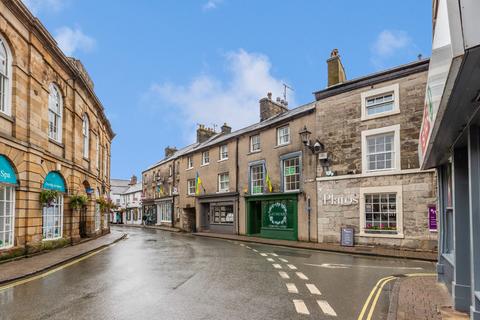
[187,156,193,169]
[359,185,404,238]
[218,172,230,193]
[42,195,64,240]
[201,151,210,166]
[0,35,13,116]
[277,125,290,146]
[219,145,228,161]
[48,83,63,143]
[282,155,301,192]
[250,134,261,152]
[187,179,196,195]
[250,163,265,195]
[361,84,400,121]
[361,124,401,174]
[82,114,90,159]
[0,185,15,249]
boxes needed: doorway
[248,201,262,235]
[79,206,87,238]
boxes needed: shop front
[198,193,238,234]
[155,198,173,226]
[246,193,298,241]
[0,155,18,250]
[41,171,67,240]
[142,201,157,225]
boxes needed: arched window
[48,84,63,142]
[0,155,18,249]
[82,114,89,159]
[0,35,12,116]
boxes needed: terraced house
[0,0,113,259]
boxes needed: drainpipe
[235,137,240,235]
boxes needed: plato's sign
[322,193,358,206]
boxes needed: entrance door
[248,201,262,235]
[79,207,87,238]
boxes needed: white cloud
[143,49,293,142]
[54,26,95,56]
[22,0,65,15]
[203,0,222,11]
[372,30,411,57]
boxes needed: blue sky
[25,0,432,179]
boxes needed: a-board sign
[341,227,354,247]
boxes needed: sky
[24,0,432,180]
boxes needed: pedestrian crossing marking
[279,258,288,263]
[286,283,299,293]
[272,264,282,269]
[270,253,278,257]
[279,271,290,279]
[260,253,268,256]
[287,264,297,270]
[293,300,310,315]
[267,258,274,262]
[296,272,308,280]
[306,283,321,295]
[317,300,337,317]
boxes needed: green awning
[0,155,18,185]
[43,171,66,192]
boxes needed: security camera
[313,141,324,154]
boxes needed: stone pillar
[452,147,471,312]
[468,125,480,319]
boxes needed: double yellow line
[0,243,116,292]
[357,273,436,320]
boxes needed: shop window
[360,185,403,237]
[202,151,210,165]
[0,35,12,116]
[442,163,454,255]
[250,164,265,194]
[48,84,63,142]
[0,185,14,248]
[361,125,401,173]
[42,196,64,240]
[158,201,172,222]
[250,134,261,152]
[361,84,400,120]
[218,172,229,192]
[282,156,301,192]
[211,205,234,224]
[187,179,196,195]
[277,125,290,146]
[219,145,228,160]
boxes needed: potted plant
[39,190,59,207]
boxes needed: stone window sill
[0,112,14,123]
[358,232,404,239]
[274,142,291,149]
[48,138,64,148]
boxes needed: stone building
[314,51,437,250]
[121,176,142,225]
[0,0,114,258]
[109,178,130,223]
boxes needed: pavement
[0,230,126,285]
[0,226,436,320]
[193,231,438,261]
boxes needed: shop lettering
[0,170,11,180]
[268,202,287,226]
[322,193,358,206]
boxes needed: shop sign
[340,227,354,247]
[322,193,358,206]
[0,155,17,185]
[267,202,288,227]
[43,171,66,192]
[428,205,437,231]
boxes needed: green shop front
[246,193,298,241]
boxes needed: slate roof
[110,179,130,195]
[123,182,143,195]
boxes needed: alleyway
[0,226,435,320]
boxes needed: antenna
[282,83,294,102]
[212,124,218,132]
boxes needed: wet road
[0,226,435,320]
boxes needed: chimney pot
[197,124,216,143]
[221,123,232,134]
[260,95,289,121]
[267,92,272,100]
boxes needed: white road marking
[273,264,282,269]
[305,263,423,270]
[279,271,290,279]
[246,246,251,249]
[239,243,245,246]
[270,253,278,257]
[267,258,275,262]
[287,264,297,270]
[317,300,337,316]
[306,283,321,295]
[279,258,288,263]
[286,283,299,293]
[260,253,268,256]
[252,249,258,252]
[296,272,309,280]
[293,300,310,315]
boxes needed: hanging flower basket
[39,190,59,207]
[70,194,88,210]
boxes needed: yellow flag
[266,172,273,192]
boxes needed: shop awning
[43,171,66,192]
[0,155,18,185]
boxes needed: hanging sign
[428,205,437,231]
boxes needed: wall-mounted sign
[428,205,437,231]
[85,187,94,194]
[322,193,358,206]
[267,202,288,228]
[0,155,17,185]
[43,171,66,192]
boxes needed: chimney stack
[221,123,232,134]
[164,146,177,158]
[260,92,288,122]
[129,175,138,186]
[327,49,346,87]
[196,124,216,143]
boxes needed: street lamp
[299,125,324,154]
[299,125,312,146]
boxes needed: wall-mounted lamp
[299,125,324,154]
